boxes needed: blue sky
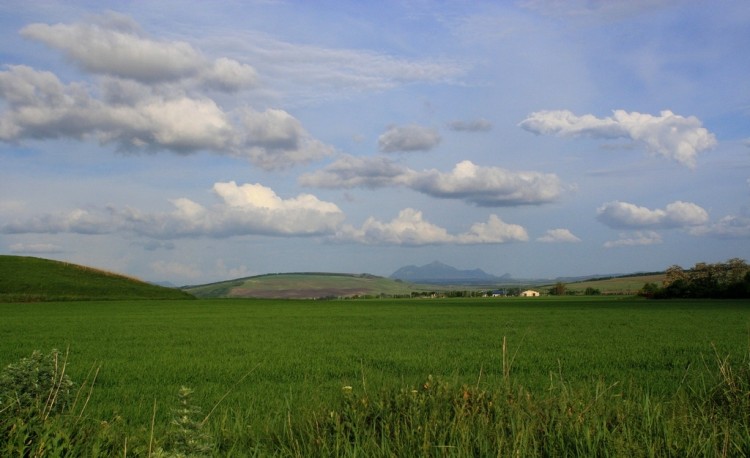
[1,0,748,284]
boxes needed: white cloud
[21,13,202,83]
[1,207,117,235]
[0,181,345,239]
[596,200,708,229]
[0,65,331,168]
[456,215,529,244]
[236,108,335,169]
[298,155,409,188]
[127,181,345,238]
[688,215,750,239]
[408,160,563,206]
[604,231,663,248]
[333,209,528,245]
[8,242,64,254]
[0,64,231,150]
[519,109,717,167]
[537,228,581,243]
[447,119,493,132]
[335,208,454,245]
[20,13,258,91]
[200,57,259,92]
[301,157,564,206]
[378,124,441,152]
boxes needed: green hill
[0,255,194,302]
[546,273,666,295]
[183,273,434,299]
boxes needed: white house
[520,290,540,297]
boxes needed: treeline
[640,258,750,299]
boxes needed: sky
[1,0,749,285]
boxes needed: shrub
[0,349,75,422]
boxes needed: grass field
[1,296,749,455]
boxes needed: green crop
[0,297,748,455]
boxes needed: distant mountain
[390,261,511,285]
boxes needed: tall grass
[3,344,749,456]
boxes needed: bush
[0,349,75,422]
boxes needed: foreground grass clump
[2,346,750,456]
[275,365,750,457]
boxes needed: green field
[1,296,749,455]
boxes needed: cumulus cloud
[0,14,339,170]
[0,64,229,151]
[596,200,709,229]
[537,228,581,243]
[1,207,118,235]
[299,155,410,188]
[300,157,564,207]
[8,242,64,254]
[447,118,493,132]
[20,13,258,90]
[333,209,527,245]
[0,65,330,168]
[688,214,750,239]
[200,57,259,92]
[236,108,334,169]
[0,181,345,238]
[456,215,529,244]
[408,160,563,206]
[378,124,441,152]
[519,109,717,167]
[604,231,662,248]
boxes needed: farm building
[520,290,540,297]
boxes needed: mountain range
[390,261,513,285]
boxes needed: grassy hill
[0,255,194,302]
[547,273,666,295]
[183,273,435,299]
[184,271,667,299]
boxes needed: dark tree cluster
[640,258,750,299]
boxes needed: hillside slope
[0,256,194,302]
[546,273,666,295]
[183,273,433,299]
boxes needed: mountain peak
[390,261,507,284]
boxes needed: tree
[549,282,566,296]
[638,282,659,298]
[651,258,750,299]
